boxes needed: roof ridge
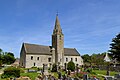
[23,43,27,53]
[64,47,75,49]
[24,43,50,47]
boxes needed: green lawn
[0,73,39,80]
[20,72,39,80]
[88,70,119,80]
[93,70,119,76]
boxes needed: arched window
[48,58,51,62]
[37,57,39,60]
[34,62,35,66]
[66,58,68,62]
[75,58,77,62]
[31,56,33,60]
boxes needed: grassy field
[93,70,119,76]
[89,69,119,80]
[0,73,39,80]
[20,72,39,80]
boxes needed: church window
[66,58,68,62]
[34,62,35,66]
[75,58,77,62]
[60,59,61,61]
[48,58,51,62]
[60,35,61,40]
[31,56,33,60]
[22,62,23,66]
[56,30,58,32]
[37,57,39,60]
[71,58,73,61]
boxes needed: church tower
[52,15,64,66]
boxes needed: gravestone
[64,63,67,71]
[43,75,48,80]
[74,77,79,80]
[58,71,62,79]
[51,76,55,80]
[28,69,37,73]
[114,74,120,80]
[63,74,67,80]
[104,76,113,80]
[76,64,79,76]
[43,64,45,72]
[83,74,88,80]
[106,70,110,76]
[68,70,71,75]
[49,63,52,70]
[43,64,49,75]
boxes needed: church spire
[104,53,111,62]
[52,14,64,66]
[53,14,63,35]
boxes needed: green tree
[91,54,97,65]
[81,54,91,63]
[3,52,15,64]
[91,53,106,66]
[67,61,75,71]
[0,48,2,53]
[1,52,15,65]
[0,48,3,66]
[51,63,57,72]
[1,67,20,78]
[109,33,120,62]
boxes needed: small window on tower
[56,30,58,32]
[60,35,62,40]
[66,58,68,62]
[71,58,73,61]
[22,62,23,66]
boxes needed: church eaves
[22,43,80,56]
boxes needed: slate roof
[23,43,80,56]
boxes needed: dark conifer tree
[109,33,120,62]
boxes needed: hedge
[1,67,20,78]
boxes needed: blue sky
[0,0,120,57]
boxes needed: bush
[19,68,25,73]
[84,68,96,74]
[51,63,57,72]
[67,61,75,71]
[1,67,20,78]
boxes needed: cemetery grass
[92,70,119,76]
[20,72,39,80]
[89,70,119,80]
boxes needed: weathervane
[56,10,59,16]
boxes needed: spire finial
[56,11,58,16]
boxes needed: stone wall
[64,56,83,66]
[26,54,52,68]
[20,46,26,68]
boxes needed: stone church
[20,15,83,68]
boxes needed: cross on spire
[56,11,59,16]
